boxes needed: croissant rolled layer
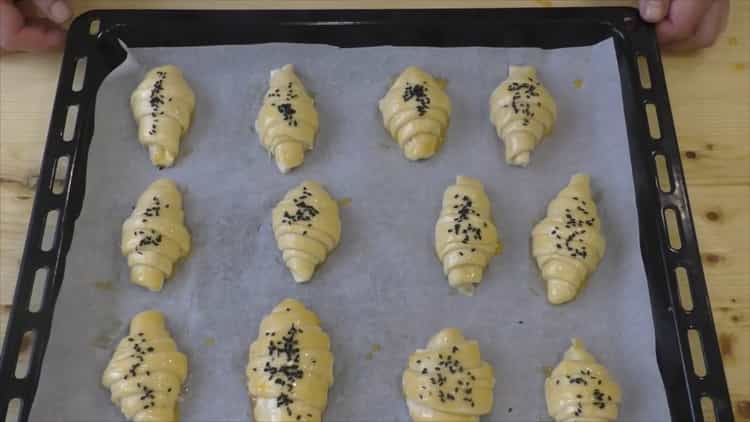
[131,65,195,168]
[435,176,501,296]
[545,338,622,422]
[489,65,557,167]
[379,66,452,161]
[255,64,319,173]
[272,181,341,283]
[121,179,191,292]
[246,299,334,422]
[531,173,604,304]
[402,328,495,422]
[102,310,187,422]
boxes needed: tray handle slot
[688,328,708,377]
[664,207,683,251]
[12,331,35,380]
[645,102,662,139]
[701,396,717,422]
[50,155,69,195]
[654,153,673,193]
[40,210,60,252]
[675,266,694,312]
[71,58,87,92]
[637,54,652,89]
[28,268,48,314]
[89,18,101,36]
[62,105,79,142]
[5,398,22,422]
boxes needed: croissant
[121,179,191,292]
[131,65,195,168]
[255,64,319,173]
[378,66,452,160]
[246,299,334,422]
[545,338,622,422]
[272,181,341,283]
[435,176,501,296]
[102,310,188,422]
[489,65,557,167]
[531,173,605,304]
[402,328,495,422]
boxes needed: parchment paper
[32,39,670,421]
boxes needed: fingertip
[31,0,72,24]
[49,1,72,24]
[640,0,669,23]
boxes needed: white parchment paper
[32,39,670,421]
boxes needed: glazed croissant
[402,328,495,422]
[255,64,319,173]
[131,65,195,168]
[246,299,334,422]
[272,181,341,283]
[489,65,557,167]
[121,179,191,292]
[102,310,188,422]
[531,173,605,304]
[545,338,622,422]
[378,66,452,160]
[435,176,501,296]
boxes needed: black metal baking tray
[0,8,733,421]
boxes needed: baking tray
[0,8,732,422]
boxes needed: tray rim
[0,7,733,422]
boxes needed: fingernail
[50,1,72,23]
[644,1,663,21]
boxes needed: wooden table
[1,0,748,419]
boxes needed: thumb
[31,0,72,24]
[640,0,671,22]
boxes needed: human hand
[639,0,730,51]
[0,0,72,53]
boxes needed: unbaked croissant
[102,310,188,422]
[545,338,622,422]
[255,64,319,173]
[489,65,557,167]
[435,176,501,296]
[531,173,605,304]
[271,181,341,283]
[121,179,191,292]
[378,66,452,160]
[131,65,195,168]
[402,328,495,422]
[246,299,334,422]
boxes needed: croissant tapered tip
[274,298,306,311]
[270,63,295,78]
[455,175,481,187]
[147,178,179,193]
[148,145,176,168]
[504,131,536,167]
[404,134,439,160]
[131,310,165,329]
[448,265,484,291]
[510,151,530,167]
[131,265,165,292]
[287,258,315,283]
[426,328,466,349]
[274,142,305,173]
[457,284,476,296]
[547,279,577,304]
[569,173,591,188]
[508,65,537,78]
[563,338,597,363]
